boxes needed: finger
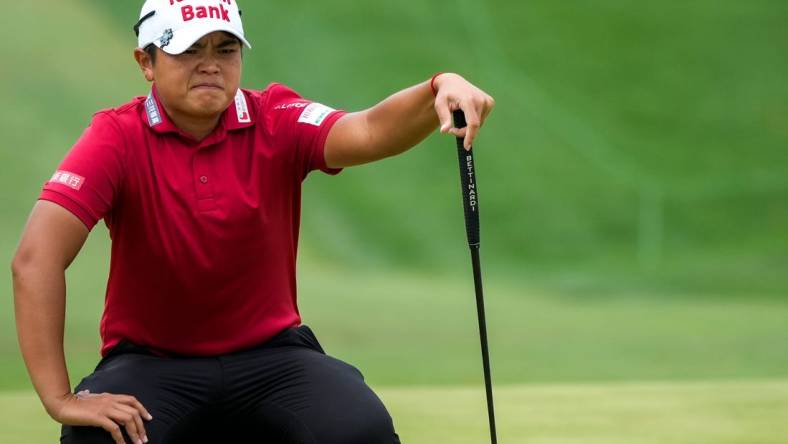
[116,404,148,443]
[97,417,126,444]
[448,127,467,139]
[461,102,482,150]
[108,408,142,444]
[434,94,453,134]
[480,96,495,122]
[120,395,153,421]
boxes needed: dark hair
[144,43,158,64]
[143,34,242,65]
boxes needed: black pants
[60,325,400,443]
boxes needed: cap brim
[156,24,251,55]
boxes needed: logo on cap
[136,0,251,55]
[160,29,174,48]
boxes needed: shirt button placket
[193,151,216,211]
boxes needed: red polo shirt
[39,83,346,357]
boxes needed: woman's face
[140,31,242,121]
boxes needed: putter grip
[453,110,480,247]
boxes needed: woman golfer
[12,0,494,442]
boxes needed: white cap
[135,0,251,55]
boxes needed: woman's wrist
[430,72,445,96]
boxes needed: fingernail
[144,436,149,443]
[146,414,153,420]
[440,123,449,132]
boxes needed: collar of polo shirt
[143,86,255,143]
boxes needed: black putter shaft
[453,110,497,444]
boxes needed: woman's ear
[133,48,155,82]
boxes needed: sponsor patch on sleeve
[297,103,335,126]
[50,170,85,191]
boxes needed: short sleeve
[262,83,346,179]
[38,112,125,230]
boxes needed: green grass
[5,380,788,443]
[388,380,788,443]
[297,266,788,386]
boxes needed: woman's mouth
[191,83,223,91]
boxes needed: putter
[453,110,498,444]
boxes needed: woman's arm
[324,73,495,168]
[12,200,152,444]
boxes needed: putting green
[4,379,787,443]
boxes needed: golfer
[12,1,494,443]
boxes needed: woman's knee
[309,399,399,444]
[349,405,400,444]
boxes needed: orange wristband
[430,72,444,96]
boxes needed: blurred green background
[2,0,787,442]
